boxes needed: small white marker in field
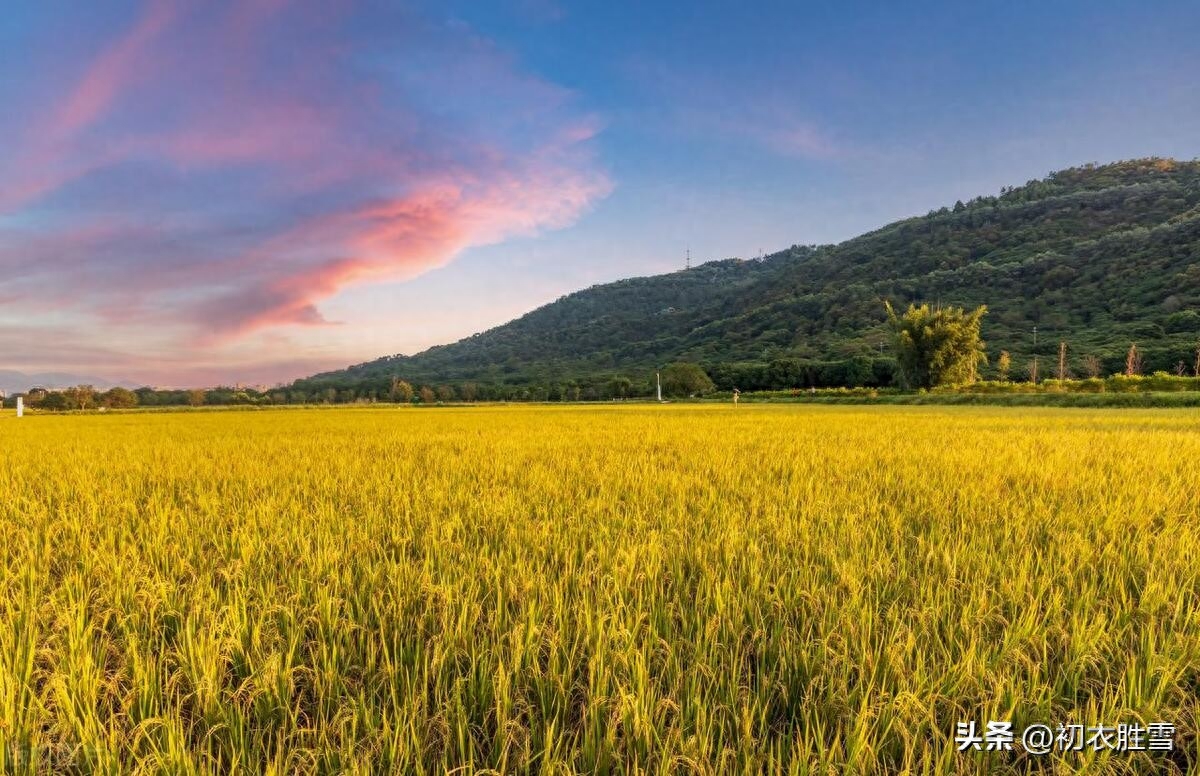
[16,396,23,418]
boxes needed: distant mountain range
[298,157,1200,394]
[0,370,134,396]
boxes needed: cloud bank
[0,0,609,385]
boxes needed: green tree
[608,377,633,399]
[660,362,715,397]
[101,387,138,409]
[885,302,988,388]
[41,391,69,411]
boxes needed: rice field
[1,404,1198,774]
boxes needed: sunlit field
[1,405,1198,774]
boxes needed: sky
[1,1,1198,387]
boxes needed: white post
[16,396,23,418]
[656,372,662,402]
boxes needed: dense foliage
[886,302,988,388]
[659,362,715,397]
[297,158,1200,398]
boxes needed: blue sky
[1,0,1197,386]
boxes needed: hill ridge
[297,157,1200,398]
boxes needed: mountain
[0,370,135,396]
[297,158,1200,398]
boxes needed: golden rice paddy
[1,405,1197,774]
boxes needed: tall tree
[885,302,988,388]
[996,351,1011,382]
[1125,343,1143,376]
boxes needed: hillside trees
[293,159,1200,394]
[886,302,988,388]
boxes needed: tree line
[9,297,1200,411]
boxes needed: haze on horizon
[1,0,1198,388]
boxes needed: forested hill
[298,158,1200,397]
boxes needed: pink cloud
[193,147,611,339]
[50,0,179,141]
[0,1,610,383]
[0,1,179,212]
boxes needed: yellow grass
[1,405,1198,774]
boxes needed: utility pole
[685,246,690,270]
[656,372,662,402]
